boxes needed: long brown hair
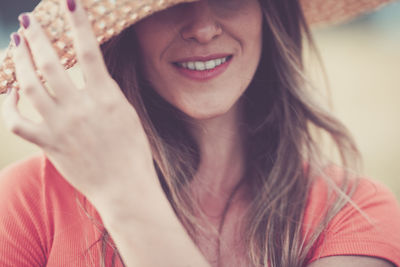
[85,0,360,266]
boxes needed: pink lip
[172,55,233,82]
[174,53,232,63]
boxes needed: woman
[0,0,399,266]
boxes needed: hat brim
[0,0,198,94]
[301,0,396,27]
[0,0,395,94]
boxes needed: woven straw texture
[0,0,196,94]
[301,0,395,26]
[0,0,396,94]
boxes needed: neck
[188,101,247,209]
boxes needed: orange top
[304,167,400,265]
[0,154,399,266]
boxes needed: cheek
[131,3,264,119]
[235,11,263,85]
[226,2,263,59]
[134,23,169,85]
[243,7,263,48]
[134,18,173,66]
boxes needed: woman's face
[134,0,263,119]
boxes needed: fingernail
[67,0,76,12]
[6,88,12,95]
[12,33,20,47]
[20,14,30,29]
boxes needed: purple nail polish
[67,0,76,12]
[21,14,30,29]
[12,33,20,47]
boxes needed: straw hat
[0,0,396,94]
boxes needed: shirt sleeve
[0,155,50,266]
[308,178,400,266]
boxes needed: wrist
[93,188,210,267]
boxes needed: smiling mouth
[174,55,233,71]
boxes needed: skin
[1,0,394,266]
[133,0,263,214]
[3,2,209,267]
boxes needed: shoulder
[0,153,44,188]
[0,153,83,230]
[306,174,400,220]
[0,154,104,266]
[0,154,57,265]
[0,153,100,218]
[0,153,48,209]
[0,153,75,201]
[304,172,400,266]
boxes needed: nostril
[180,23,222,43]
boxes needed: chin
[179,102,237,121]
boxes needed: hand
[0,2,213,266]
[1,0,160,203]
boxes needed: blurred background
[0,1,399,199]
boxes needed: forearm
[93,182,210,267]
[106,214,210,267]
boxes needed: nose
[180,1,222,44]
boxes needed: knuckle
[23,84,37,96]
[7,121,22,135]
[81,49,97,63]
[39,61,56,75]
[102,98,119,113]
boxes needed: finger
[11,32,57,117]
[2,88,48,146]
[64,0,110,89]
[18,13,76,100]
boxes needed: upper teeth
[177,57,228,71]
